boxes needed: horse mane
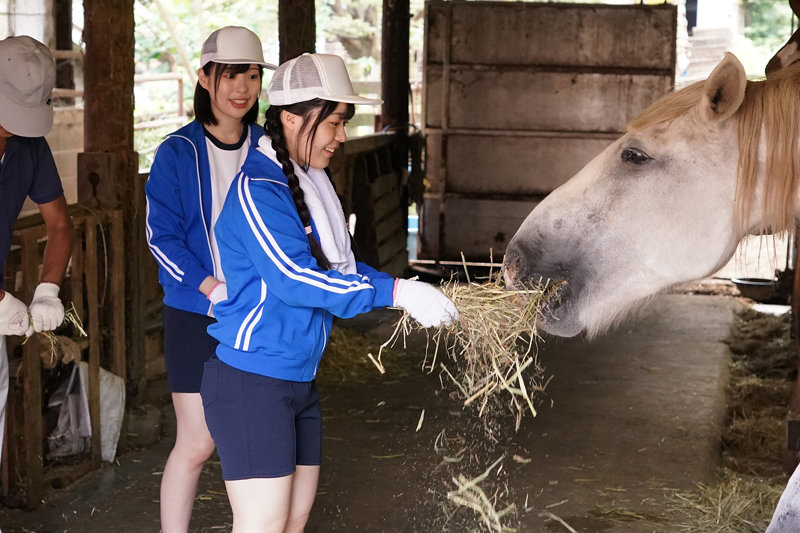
[627,62,800,235]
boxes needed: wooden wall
[421,1,677,261]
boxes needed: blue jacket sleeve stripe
[235,280,267,350]
[246,177,367,290]
[239,177,374,295]
[145,199,185,282]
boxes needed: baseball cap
[200,26,277,69]
[0,35,55,137]
[267,53,383,106]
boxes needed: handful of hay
[372,269,560,430]
[23,303,88,368]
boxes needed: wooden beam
[82,0,142,410]
[279,0,315,63]
[381,0,410,130]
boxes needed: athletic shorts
[200,356,322,481]
[163,305,218,393]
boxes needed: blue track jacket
[208,146,396,382]
[145,121,264,316]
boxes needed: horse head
[503,53,800,338]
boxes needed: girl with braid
[202,53,458,532]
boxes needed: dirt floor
[0,286,795,532]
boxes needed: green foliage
[743,0,795,52]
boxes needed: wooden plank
[84,223,102,469]
[19,230,43,509]
[109,211,126,379]
[372,194,402,224]
[70,217,85,325]
[441,197,540,260]
[445,134,614,195]
[430,67,673,132]
[374,213,403,246]
[379,249,410,278]
[370,172,400,200]
[376,230,408,261]
[443,3,677,70]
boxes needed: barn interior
[0,1,798,532]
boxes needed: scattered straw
[447,455,517,532]
[374,264,560,428]
[669,469,783,532]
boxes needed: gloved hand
[393,279,459,328]
[208,281,228,305]
[0,290,32,336]
[29,282,64,332]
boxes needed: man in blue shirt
[0,35,73,466]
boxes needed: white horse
[502,53,800,531]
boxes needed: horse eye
[621,147,652,164]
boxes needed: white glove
[208,282,228,305]
[394,279,459,328]
[29,282,64,332]
[0,290,32,336]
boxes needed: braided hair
[263,99,356,270]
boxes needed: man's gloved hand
[29,282,64,332]
[0,290,32,336]
[393,279,460,328]
[208,282,228,305]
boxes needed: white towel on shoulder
[257,137,357,274]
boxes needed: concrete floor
[0,293,741,532]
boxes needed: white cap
[200,26,277,69]
[267,53,382,106]
[0,35,55,137]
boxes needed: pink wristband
[392,279,400,305]
[207,281,224,300]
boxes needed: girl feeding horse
[201,52,459,532]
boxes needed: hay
[447,455,517,532]
[320,326,401,382]
[669,469,783,532]
[26,303,88,368]
[374,268,559,428]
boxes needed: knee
[173,434,215,464]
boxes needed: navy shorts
[200,356,322,481]
[163,305,218,393]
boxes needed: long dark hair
[194,62,264,126]
[263,99,355,270]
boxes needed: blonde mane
[627,62,800,234]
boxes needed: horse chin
[537,308,584,337]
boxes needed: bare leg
[226,476,294,533]
[284,465,320,533]
[160,392,216,533]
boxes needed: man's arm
[38,195,73,285]
[25,195,74,332]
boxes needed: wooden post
[279,0,315,63]
[54,0,74,105]
[81,0,140,410]
[381,0,410,131]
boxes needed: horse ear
[699,52,746,122]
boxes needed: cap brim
[321,94,383,105]
[205,57,278,70]
[0,91,53,137]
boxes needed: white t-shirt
[206,127,250,282]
